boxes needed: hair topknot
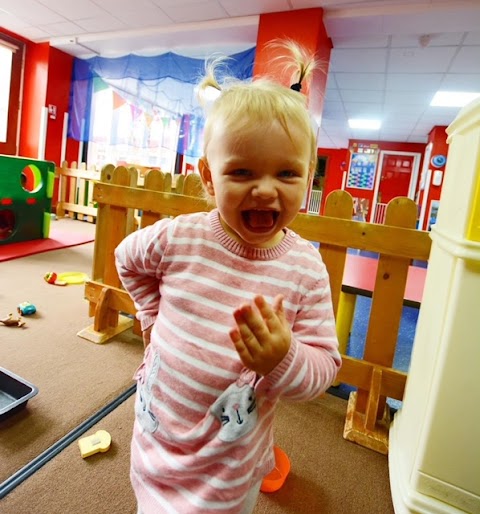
[196,40,321,169]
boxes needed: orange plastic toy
[44,272,67,286]
[260,446,291,493]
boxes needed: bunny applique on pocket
[136,353,161,433]
[211,370,258,443]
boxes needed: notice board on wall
[346,144,379,190]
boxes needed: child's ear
[198,157,215,195]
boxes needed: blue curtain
[68,47,255,159]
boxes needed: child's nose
[253,177,277,198]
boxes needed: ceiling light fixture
[348,119,381,130]
[430,91,480,107]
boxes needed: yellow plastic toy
[57,271,89,284]
[44,271,89,286]
[78,430,112,458]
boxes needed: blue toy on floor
[0,155,55,245]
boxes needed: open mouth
[241,210,279,231]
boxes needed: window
[0,33,24,155]
[0,45,13,142]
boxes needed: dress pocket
[135,352,160,433]
[210,380,258,443]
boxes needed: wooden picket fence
[55,161,202,223]
[78,164,431,455]
[56,161,100,222]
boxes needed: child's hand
[229,295,291,376]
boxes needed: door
[378,153,416,204]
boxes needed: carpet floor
[0,393,394,514]
[0,236,144,484]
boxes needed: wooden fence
[55,161,202,223]
[78,164,431,454]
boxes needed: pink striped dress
[115,209,341,514]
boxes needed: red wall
[18,42,49,158]
[2,28,78,165]
[321,139,426,219]
[417,126,448,230]
[44,47,76,164]
[318,147,349,213]
[253,8,332,122]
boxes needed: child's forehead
[213,114,303,139]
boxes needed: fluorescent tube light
[348,119,381,130]
[430,91,480,107]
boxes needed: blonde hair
[197,40,320,171]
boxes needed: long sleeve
[114,218,172,330]
[256,275,341,401]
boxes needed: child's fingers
[272,294,285,315]
[234,303,270,344]
[229,327,254,362]
[254,295,283,333]
[232,307,262,357]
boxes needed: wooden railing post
[319,190,353,317]
[79,165,138,343]
[343,197,418,454]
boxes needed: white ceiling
[1,0,480,149]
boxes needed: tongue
[247,210,275,228]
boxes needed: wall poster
[346,147,378,190]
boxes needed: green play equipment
[0,155,56,245]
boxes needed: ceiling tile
[219,0,289,17]
[449,46,480,73]
[382,9,480,35]
[340,89,381,103]
[385,90,435,105]
[161,1,228,23]
[322,101,346,117]
[0,0,64,25]
[439,73,480,90]
[351,128,381,139]
[0,12,30,30]
[382,103,425,115]
[97,0,172,26]
[152,0,219,5]
[380,132,411,141]
[14,26,51,39]
[325,122,350,133]
[344,102,383,117]
[388,46,458,73]
[74,16,127,33]
[385,73,444,91]
[464,31,480,45]
[324,14,384,39]
[38,21,86,37]
[36,0,107,20]
[330,48,388,73]
[324,88,342,102]
[331,35,389,49]
[334,72,385,90]
[391,33,464,48]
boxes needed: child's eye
[278,170,298,178]
[230,169,251,177]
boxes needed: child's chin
[239,228,282,248]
